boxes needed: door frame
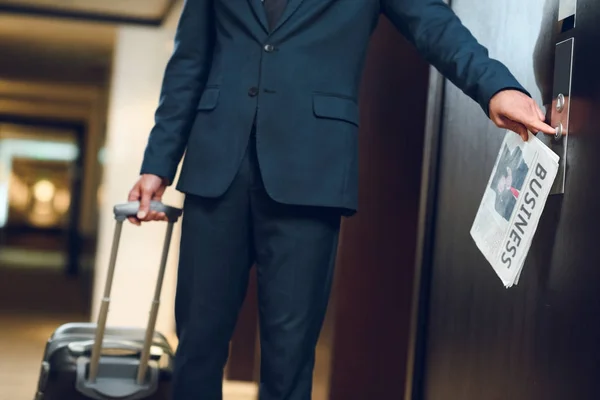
[403,66,446,399]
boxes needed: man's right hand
[127,174,169,225]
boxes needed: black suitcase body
[34,201,182,400]
[35,324,174,400]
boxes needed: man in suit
[127,1,555,398]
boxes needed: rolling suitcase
[35,201,183,400]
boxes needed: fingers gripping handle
[113,201,183,222]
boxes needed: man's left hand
[489,89,556,141]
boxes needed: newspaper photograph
[470,130,559,287]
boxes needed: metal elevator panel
[558,0,576,25]
[538,37,574,195]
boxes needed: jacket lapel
[271,0,305,33]
[248,0,269,33]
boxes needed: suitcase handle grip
[113,201,182,222]
[68,340,165,359]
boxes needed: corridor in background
[0,122,93,315]
[0,1,263,398]
[0,5,110,398]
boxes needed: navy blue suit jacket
[141,0,527,212]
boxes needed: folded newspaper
[470,130,559,287]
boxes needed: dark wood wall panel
[329,16,429,399]
[226,269,258,381]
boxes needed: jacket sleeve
[140,0,215,184]
[381,0,529,116]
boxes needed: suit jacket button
[264,44,275,52]
[248,87,259,97]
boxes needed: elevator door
[418,0,600,399]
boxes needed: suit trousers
[172,133,342,400]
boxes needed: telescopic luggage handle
[87,201,183,391]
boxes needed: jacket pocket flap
[313,94,358,126]
[197,88,220,110]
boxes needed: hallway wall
[329,16,430,399]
